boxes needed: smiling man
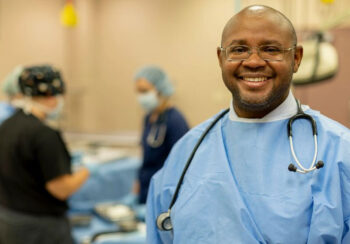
[218,5,301,119]
[146,5,350,244]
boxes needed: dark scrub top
[0,109,71,216]
[139,107,189,203]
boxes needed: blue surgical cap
[134,66,174,96]
[2,66,23,97]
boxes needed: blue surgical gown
[146,108,350,244]
[0,102,15,125]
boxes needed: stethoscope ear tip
[288,163,297,172]
[288,161,325,173]
[316,161,324,169]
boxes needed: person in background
[146,5,350,243]
[0,66,24,124]
[0,65,93,244]
[133,66,189,204]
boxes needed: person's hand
[132,181,140,195]
[85,163,99,177]
[120,192,138,207]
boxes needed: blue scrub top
[0,102,15,125]
[139,107,189,204]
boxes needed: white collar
[228,91,310,123]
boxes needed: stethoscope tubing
[157,100,323,231]
[168,108,230,209]
[287,100,321,174]
[289,135,318,173]
[146,111,168,148]
[156,108,229,231]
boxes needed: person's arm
[45,168,89,201]
[132,180,140,195]
[146,175,165,244]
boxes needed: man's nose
[242,50,266,68]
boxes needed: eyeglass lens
[225,45,288,61]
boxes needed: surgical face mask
[46,96,64,120]
[24,96,64,120]
[137,91,159,113]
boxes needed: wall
[0,0,349,133]
[0,0,65,79]
[293,28,350,126]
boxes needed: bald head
[221,5,297,46]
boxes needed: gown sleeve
[342,217,350,243]
[146,170,174,244]
[146,174,163,244]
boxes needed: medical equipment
[156,100,324,231]
[292,32,338,85]
[287,100,324,173]
[292,6,350,85]
[95,202,138,232]
[146,112,167,148]
[69,213,92,227]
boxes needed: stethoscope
[156,100,324,231]
[146,111,168,148]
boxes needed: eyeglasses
[220,45,295,62]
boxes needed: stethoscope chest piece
[287,100,325,174]
[156,209,173,231]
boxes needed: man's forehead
[231,16,288,34]
[235,5,286,22]
[221,6,295,45]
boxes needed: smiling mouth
[235,75,274,89]
[241,77,269,82]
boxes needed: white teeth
[243,77,268,82]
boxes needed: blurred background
[1,0,350,243]
[1,0,349,135]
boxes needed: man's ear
[217,47,224,68]
[293,45,303,73]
